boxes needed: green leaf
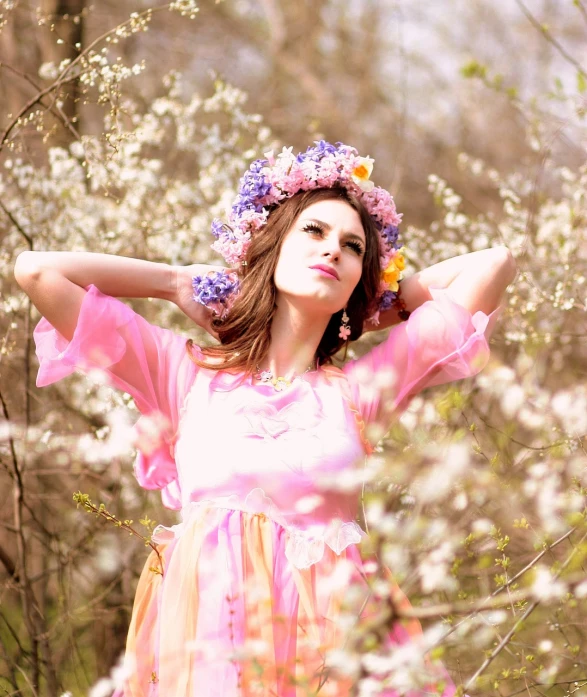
[460,60,487,80]
[578,71,587,94]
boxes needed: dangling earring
[339,308,351,340]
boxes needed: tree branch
[0,196,33,247]
[0,61,81,140]
[465,529,587,688]
[514,0,587,77]
[0,542,19,582]
[0,4,172,150]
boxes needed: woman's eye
[302,223,324,236]
[346,241,365,256]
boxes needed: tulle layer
[119,500,457,697]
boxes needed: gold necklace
[254,363,315,392]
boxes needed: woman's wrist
[165,264,179,304]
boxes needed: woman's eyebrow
[303,218,365,242]
[302,217,329,228]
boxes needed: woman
[15,142,515,696]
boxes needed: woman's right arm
[14,251,220,508]
[13,251,222,339]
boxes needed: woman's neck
[264,299,330,379]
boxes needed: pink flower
[338,326,351,340]
[316,160,340,187]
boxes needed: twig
[433,527,577,647]
[504,681,587,697]
[492,527,575,594]
[0,4,172,151]
[398,566,587,620]
[0,390,21,482]
[396,588,529,619]
[466,598,539,689]
[0,543,19,582]
[465,529,587,688]
[0,61,81,141]
[3,393,41,690]
[572,0,587,29]
[472,410,575,452]
[513,0,587,78]
[0,197,33,248]
[73,493,164,575]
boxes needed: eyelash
[301,223,365,256]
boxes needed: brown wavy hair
[186,187,382,374]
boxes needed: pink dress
[34,284,495,697]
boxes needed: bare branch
[514,0,587,77]
[572,0,587,28]
[0,196,33,247]
[0,542,19,582]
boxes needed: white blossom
[531,567,567,602]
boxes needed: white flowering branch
[0,3,195,150]
[0,60,81,141]
[465,529,587,689]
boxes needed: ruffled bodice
[158,364,369,568]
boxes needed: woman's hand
[172,264,228,338]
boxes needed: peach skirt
[116,502,456,697]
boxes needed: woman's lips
[310,265,340,280]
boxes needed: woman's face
[274,199,366,315]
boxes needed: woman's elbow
[491,246,517,288]
[14,251,43,290]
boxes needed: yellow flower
[382,253,406,292]
[382,265,400,292]
[351,157,375,192]
[394,253,405,271]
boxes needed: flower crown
[192,140,406,325]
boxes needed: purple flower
[381,224,400,249]
[192,270,240,307]
[296,140,338,163]
[378,289,397,312]
[249,158,268,173]
[233,163,273,215]
[211,219,226,239]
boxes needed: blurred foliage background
[0,1,586,695]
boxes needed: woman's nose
[322,239,341,261]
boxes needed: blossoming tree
[0,1,586,695]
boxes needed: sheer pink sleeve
[343,287,499,429]
[33,284,199,509]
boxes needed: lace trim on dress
[151,487,366,570]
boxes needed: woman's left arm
[369,246,517,331]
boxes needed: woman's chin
[277,290,343,317]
